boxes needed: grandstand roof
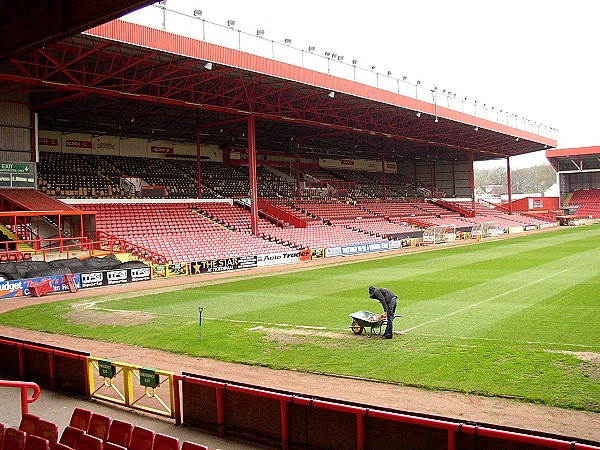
[546,146,600,172]
[0,1,153,60]
[1,18,556,165]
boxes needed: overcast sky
[124,1,598,169]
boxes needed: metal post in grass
[198,307,203,339]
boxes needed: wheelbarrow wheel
[351,321,364,335]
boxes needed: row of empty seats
[0,408,207,450]
[569,188,600,218]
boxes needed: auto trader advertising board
[0,274,82,299]
[257,249,311,267]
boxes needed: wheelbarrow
[349,310,400,337]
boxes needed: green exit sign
[139,367,159,388]
[98,359,116,378]
[0,163,31,173]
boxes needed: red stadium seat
[3,427,26,450]
[180,442,208,450]
[35,420,58,445]
[128,427,154,450]
[151,434,178,450]
[105,420,133,448]
[19,413,40,435]
[24,435,49,450]
[0,423,5,450]
[51,443,74,450]
[75,435,102,450]
[69,409,92,432]
[87,414,111,441]
[59,427,84,449]
[101,443,126,450]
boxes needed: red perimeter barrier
[179,373,600,450]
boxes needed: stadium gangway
[0,380,41,415]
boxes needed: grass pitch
[1,225,599,411]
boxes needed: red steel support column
[195,126,202,198]
[506,157,513,214]
[356,413,365,450]
[280,400,289,450]
[470,151,476,212]
[248,115,259,235]
[451,160,456,196]
[430,158,436,197]
[173,375,182,426]
[381,150,387,201]
[216,386,225,437]
[295,141,302,201]
[30,111,37,162]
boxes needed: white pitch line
[400,269,568,334]
[78,305,327,330]
[413,332,597,349]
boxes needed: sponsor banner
[325,247,342,258]
[80,272,104,288]
[152,263,189,278]
[106,269,128,285]
[388,240,402,250]
[79,267,151,289]
[130,266,151,282]
[190,256,258,274]
[311,248,325,259]
[1,274,82,299]
[341,159,354,166]
[523,225,537,232]
[65,139,92,149]
[528,198,544,209]
[257,250,305,267]
[151,146,174,154]
[39,137,58,146]
[339,241,390,256]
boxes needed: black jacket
[369,286,397,316]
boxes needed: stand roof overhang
[546,146,600,172]
[0,1,154,61]
[0,19,556,164]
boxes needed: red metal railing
[0,380,41,415]
[257,199,307,228]
[95,230,166,264]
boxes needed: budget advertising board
[0,274,82,299]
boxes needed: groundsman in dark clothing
[368,285,397,339]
